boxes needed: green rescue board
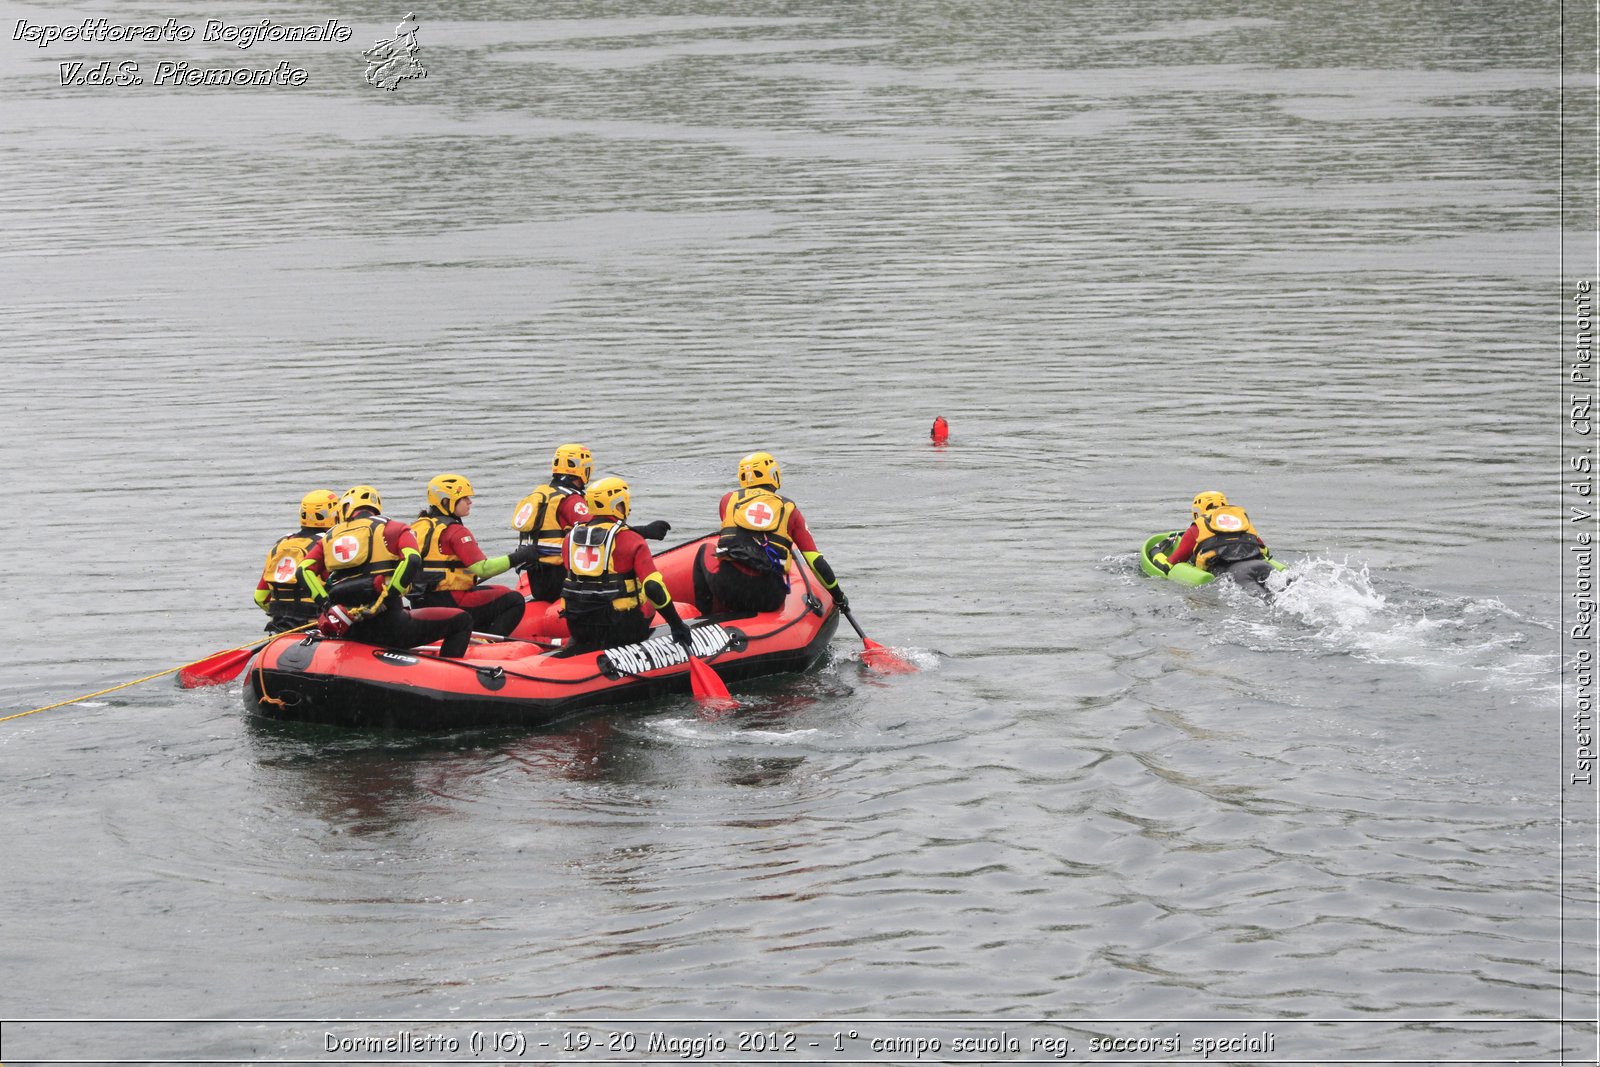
[1139,531,1286,587]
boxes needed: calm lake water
[0,0,1593,1063]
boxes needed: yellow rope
[1,665,198,722]
[254,659,288,709]
[1,622,315,724]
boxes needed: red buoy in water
[930,416,949,443]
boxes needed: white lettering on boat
[606,625,732,676]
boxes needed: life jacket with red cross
[562,520,641,613]
[512,482,582,566]
[321,515,404,600]
[260,530,322,606]
[1193,506,1266,571]
[716,488,795,574]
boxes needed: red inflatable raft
[244,534,839,731]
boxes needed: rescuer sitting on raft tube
[694,451,847,617]
[512,443,670,604]
[409,473,540,639]
[559,476,692,654]
[298,485,476,657]
[253,488,339,633]
[1154,491,1276,589]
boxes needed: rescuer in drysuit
[299,485,475,657]
[409,473,539,638]
[254,488,339,633]
[1154,490,1276,591]
[559,476,690,653]
[694,451,847,617]
[512,443,671,604]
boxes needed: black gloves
[507,543,540,569]
[633,520,671,541]
[831,587,849,611]
[658,601,692,647]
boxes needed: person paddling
[560,476,690,653]
[695,451,847,617]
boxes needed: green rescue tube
[1139,531,1285,587]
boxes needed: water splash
[1227,557,1557,696]
[851,645,940,671]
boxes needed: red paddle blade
[177,646,256,688]
[860,638,917,674]
[687,656,737,716]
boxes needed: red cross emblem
[744,501,775,528]
[273,556,299,582]
[572,544,601,571]
[331,535,361,563]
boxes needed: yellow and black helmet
[340,484,383,519]
[299,489,340,529]
[585,476,630,521]
[1191,490,1228,519]
[737,451,781,490]
[552,443,593,485]
[426,473,474,516]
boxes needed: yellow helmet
[737,451,781,490]
[585,476,630,521]
[299,489,339,529]
[1192,490,1228,518]
[552,443,593,484]
[339,484,383,519]
[426,473,474,516]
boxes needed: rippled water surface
[0,0,1592,1063]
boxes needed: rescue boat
[245,534,838,730]
[1139,531,1286,589]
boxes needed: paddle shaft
[800,554,888,654]
[841,605,872,644]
